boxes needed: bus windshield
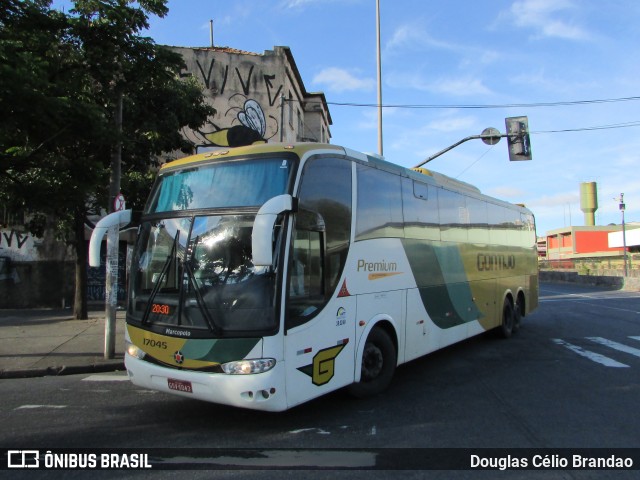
[129,155,295,337]
[147,157,293,213]
[128,214,278,336]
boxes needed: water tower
[580,182,598,226]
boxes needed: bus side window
[290,229,323,298]
[288,213,326,324]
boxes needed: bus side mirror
[88,209,132,267]
[252,194,295,267]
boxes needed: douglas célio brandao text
[470,453,634,470]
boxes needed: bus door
[284,265,357,407]
[282,156,355,408]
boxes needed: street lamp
[618,193,628,276]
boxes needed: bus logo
[477,253,516,271]
[298,343,347,386]
[7,450,39,468]
[174,351,185,364]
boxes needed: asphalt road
[2,282,640,479]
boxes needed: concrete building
[545,225,625,261]
[540,182,638,267]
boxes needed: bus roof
[159,143,343,172]
[159,142,529,211]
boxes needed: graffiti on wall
[179,57,282,148]
[0,229,38,262]
[87,242,127,302]
[205,95,270,147]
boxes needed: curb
[0,362,125,380]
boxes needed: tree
[1,0,110,319]
[0,0,213,318]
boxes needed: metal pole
[376,0,383,156]
[210,20,214,47]
[620,193,628,276]
[105,91,123,359]
[105,225,118,358]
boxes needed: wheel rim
[361,343,384,381]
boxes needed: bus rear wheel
[513,299,522,333]
[348,327,396,398]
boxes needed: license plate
[168,378,193,393]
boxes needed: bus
[89,143,538,411]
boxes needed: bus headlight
[221,358,276,375]
[126,340,146,360]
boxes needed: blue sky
[55,0,640,235]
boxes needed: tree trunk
[73,207,88,320]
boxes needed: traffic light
[505,116,532,161]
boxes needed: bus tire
[499,298,515,339]
[348,327,396,398]
[513,299,522,333]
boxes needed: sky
[54,0,640,235]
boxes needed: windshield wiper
[142,230,179,325]
[182,259,222,335]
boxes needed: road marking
[587,337,640,358]
[289,428,331,435]
[551,339,629,368]
[630,336,640,342]
[289,428,318,434]
[82,374,129,382]
[15,405,67,410]
[540,288,640,300]
[578,303,640,314]
[539,289,640,313]
[539,296,640,313]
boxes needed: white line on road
[630,336,640,342]
[551,339,629,368]
[15,405,67,410]
[82,374,130,382]
[539,294,640,314]
[587,337,640,358]
[539,289,640,314]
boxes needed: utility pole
[376,0,383,156]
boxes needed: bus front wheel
[348,327,396,398]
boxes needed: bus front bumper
[124,353,288,412]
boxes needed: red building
[545,226,624,261]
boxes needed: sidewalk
[0,308,126,379]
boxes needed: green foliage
[121,170,155,212]
[0,0,213,315]
[1,0,212,230]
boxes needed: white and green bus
[90,143,538,411]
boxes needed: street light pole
[619,193,628,276]
[376,0,383,156]
[105,90,123,359]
